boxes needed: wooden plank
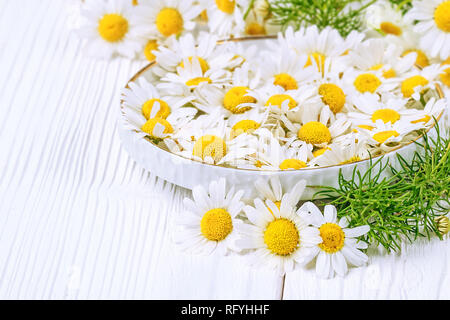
[0,0,283,299]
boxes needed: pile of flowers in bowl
[121,26,446,170]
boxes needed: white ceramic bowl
[118,38,444,199]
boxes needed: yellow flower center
[373,130,400,144]
[223,86,256,114]
[215,0,235,14]
[298,121,332,145]
[340,156,361,165]
[318,223,345,254]
[434,1,450,32]
[179,56,210,74]
[193,135,227,162]
[440,58,450,87]
[279,159,307,170]
[380,21,402,36]
[141,118,173,137]
[264,218,300,256]
[402,49,429,68]
[246,22,266,35]
[142,99,171,120]
[411,115,431,124]
[231,120,260,138]
[200,9,208,22]
[273,73,298,91]
[98,14,129,43]
[305,52,326,71]
[144,40,158,62]
[372,109,400,124]
[354,73,382,93]
[156,8,184,37]
[200,209,233,242]
[318,83,346,113]
[313,147,331,157]
[265,94,297,110]
[401,75,429,98]
[370,64,397,79]
[185,77,212,86]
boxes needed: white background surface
[0,0,448,300]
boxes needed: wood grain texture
[0,0,448,300]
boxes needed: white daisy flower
[365,0,413,38]
[407,97,447,127]
[152,32,233,76]
[254,135,314,171]
[349,39,416,79]
[282,26,353,73]
[77,0,151,59]
[388,28,433,69]
[406,0,450,60]
[298,202,371,278]
[282,113,352,149]
[236,180,322,275]
[174,178,245,255]
[359,119,423,151]
[348,92,419,127]
[252,84,320,117]
[310,139,372,167]
[202,0,249,38]
[193,62,261,117]
[137,0,202,40]
[398,64,444,100]
[121,78,197,142]
[259,49,319,91]
[342,67,400,97]
[121,77,197,122]
[312,71,352,115]
[158,57,231,91]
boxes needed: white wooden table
[0,0,448,300]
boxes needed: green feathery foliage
[269,0,377,37]
[314,122,450,253]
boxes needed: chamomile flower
[255,136,313,170]
[407,97,447,126]
[152,32,233,77]
[121,77,196,122]
[314,73,352,115]
[365,0,412,38]
[342,68,399,97]
[359,119,423,151]
[228,108,270,139]
[298,202,370,278]
[259,50,319,91]
[349,39,416,79]
[348,92,418,126]
[159,57,230,90]
[406,0,450,60]
[174,178,245,255]
[138,0,202,40]
[282,114,351,149]
[388,29,432,69]
[193,62,261,117]
[398,64,444,100]
[236,181,322,275]
[283,26,352,72]
[202,0,249,38]
[253,84,318,116]
[310,139,371,167]
[77,0,150,59]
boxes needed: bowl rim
[119,36,445,173]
